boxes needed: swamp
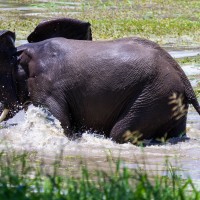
[0,0,200,199]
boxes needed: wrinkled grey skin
[0,27,200,143]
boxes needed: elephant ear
[0,30,16,74]
[0,30,19,118]
[27,18,92,43]
[0,30,16,54]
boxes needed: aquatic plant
[0,151,199,200]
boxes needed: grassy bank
[0,0,199,45]
[0,151,199,200]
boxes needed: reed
[0,151,199,200]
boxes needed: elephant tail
[161,47,200,115]
[164,51,200,115]
[189,93,200,115]
[158,44,200,116]
[181,71,200,115]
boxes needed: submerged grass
[176,55,200,65]
[0,151,200,200]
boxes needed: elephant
[0,21,200,144]
[0,17,92,121]
[27,18,92,43]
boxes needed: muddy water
[1,1,200,181]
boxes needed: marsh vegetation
[0,0,199,45]
[1,151,200,200]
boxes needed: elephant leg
[110,111,142,144]
[44,97,73,137]
[109,94,177,143]
[109,101,145,144]
[165,115,187,138]
[110,106,187,144]
[110,119,131,144]
[28,78,73,137]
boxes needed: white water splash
[0,105,125,154]
[0,105,66,151]
[0,105,199,152]
[0,105,200,179]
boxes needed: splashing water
[0,105,131,156]
[0,104,200,180]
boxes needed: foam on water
[0,105,131,155]
[0,105,199,153]
[0,106,65,152]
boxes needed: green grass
[0,0,199,45]
[176,55,200,65]
[0,151,200,200]
[76,0,200,43]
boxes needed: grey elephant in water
[0,18,199,143]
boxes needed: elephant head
[27,18,92,43]
[0,30,20,121]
